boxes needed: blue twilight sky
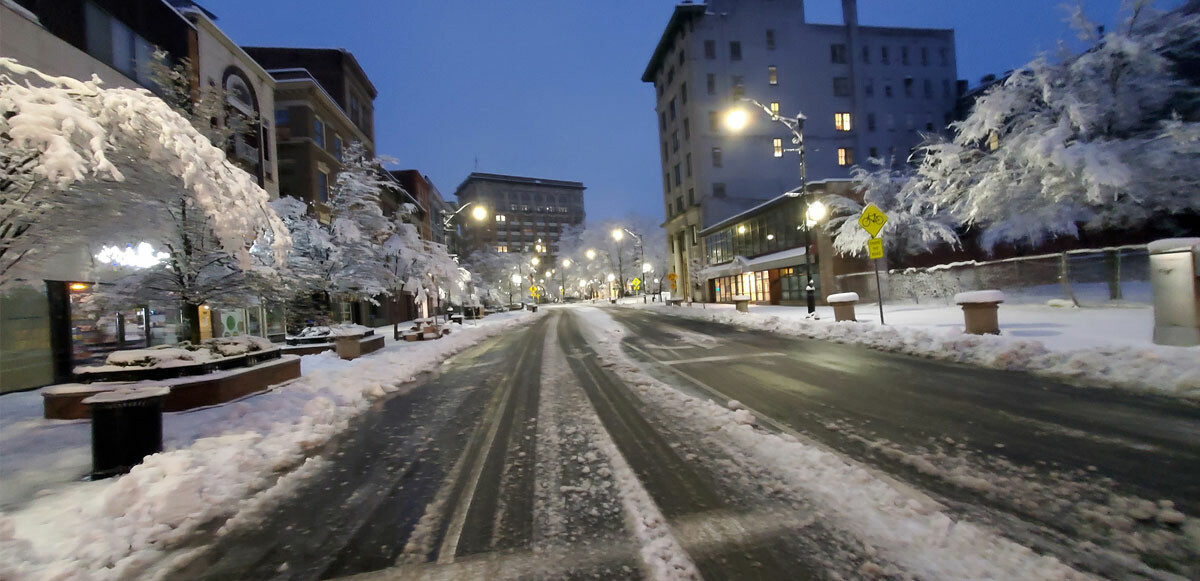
[197,0,1178,223]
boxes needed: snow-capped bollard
[82,387,169,479]
[335,335,363,359]
[954,290,1005,335]
[733,294,751,313]
[827,292,859,322]
[1148,238,1200,346]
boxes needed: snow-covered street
[7,305,1193,579]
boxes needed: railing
[834,245,1149,306]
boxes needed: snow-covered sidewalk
[626,301,1200,398]
[0,310,536,580]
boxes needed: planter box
[44,356,301,420]
[74,348,282,383]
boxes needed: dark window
[669,98,677,121]
[869,147,878,158]
[683,118,690,140]
[904,77,913,98]
[939,47,948,66]
[712,147,722,168]
[660,111,666,131]
[667,66,675,84]
[681,82,688,105]
[901,46,910,65]
[923,78,932,99]
[830,44,847,64]
[704,40,716,59]
[884,84,893,98]
[706,73,716,95]
[676,197,684,213]
[925,121,934,131]
[709,111,718,131]
[317,171,329,203]
[861,45,870,64]
[881,46,890,64]
[864,79,874,97]
[833,77,851,97]
[713,183,726,198]
[730,41,742,61]
[921,47,929,66]
[678,50,685,66]
[688,188,695,206]
[686,153,692,176]
[664,173,671,194]
[674,163,682,186]
[867,113,876,131]
[662,141,668,162]
[731,75,744,97]
[672,131,679,152]
[766,29,776,50]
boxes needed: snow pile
[291,323,372,339]
[826,292,859,304]
[1145,238,1200,254]
[83,336,276,370]
[576,308,1090,580]
[635,304,1200,398]
[954,290,1005,304]
[0,311,536,580]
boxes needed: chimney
[842,0,858,27]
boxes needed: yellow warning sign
[867,237,884,260]
[858,203,888,238]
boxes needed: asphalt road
[607,306,1200,579]
[160,306,1200,580]
[164,310,870,581]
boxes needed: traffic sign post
[858,204,888,325]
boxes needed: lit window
[770,102,779,114]
[768,66,778,85]
[495,214,507,222]
[837,148,853,166]
[835,113,852,131]
[773,138,783,157]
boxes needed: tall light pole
[725,98,825,318]
[618,227,646,303]
[610,228,626,297]
[442,201,488,259]
[560,258,571,303]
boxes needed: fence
[834,245,1149,307]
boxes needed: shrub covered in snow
[91,336,276,369]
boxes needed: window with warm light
[837,148,853,166]
[835,112,852,131]
[495,214,506,222]
[773,138,783,157]
[770,102,779,114]
[768,66,777,85]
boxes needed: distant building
[453,173,586,260]
[642,0,959,299]
[243,47,378,223]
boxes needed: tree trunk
[1106,249,1123,301]
[1058,253,1080,307]
[183,301,202,344]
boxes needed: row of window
[698,35,949,69]
[491,244,561,254]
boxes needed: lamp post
[442,201,488,259]
[725,98,825,318]
[616,227,646,303]
[560,258,571,303]
[610,229,627,297]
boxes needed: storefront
[709,261,819,305]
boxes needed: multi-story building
[243,47,378,222]
[453,173,586,260]
[643,0,959,300]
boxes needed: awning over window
[699,246,808,279]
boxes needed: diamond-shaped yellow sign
[858,203,888,238]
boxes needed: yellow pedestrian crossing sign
[867,237,884,259]
[858,204,888,238]
[631,278,642,291]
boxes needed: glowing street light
[471,205,488,221]
[806,200,828,226]
[724,108,749,131]
[611,228,624,241]
[642,262,653,274]
[585,249,597,260]
[561,258,571,267]
[606,273,616,282]
[531,256,540,266]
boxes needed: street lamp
[609,229,626,297]
[585,248,597,261]
[531,256,540,266]
[442,201,488,258]
[725,97,821,318]
[509,272,522,305]
[560,258,571,303]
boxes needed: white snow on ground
[575,307,1094,580]
[539,322,700,581]
[0,310,535,581]
[633,302,1200,398]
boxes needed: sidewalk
[0,310,534,579]
[629,301,1200,399]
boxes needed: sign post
[858,204,888,325]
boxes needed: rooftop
[455,172,586,194]
[641,2,706,83]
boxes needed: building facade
[453,173,586,260]
[244,47,378,224]
[643,0,958,300]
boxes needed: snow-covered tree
[558,216,664,296]
[463,249,527,304]
[327,141,398,303]
[0,59,289,342]
[913,2,1200,248]
[825,158,959,265]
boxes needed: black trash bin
[82,387,169,479]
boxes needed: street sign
[858,204,888,238]
[666,273,678,281]
[867,237,884,259]
[529,285,539,299]
[631,278,642,291]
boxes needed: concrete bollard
[1148,238,1200,346]
[335,335,363,359]
[733,294,751,313]
[826,292,859,322]
[954,290,1005,335]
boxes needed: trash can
[82,386,170,479]
[954,290,1005,335]
[1149,238,1200,346]
[827,292,859,322]
[450,314,464,325]
[529,305,538,313]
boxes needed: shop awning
[699,247,808,279]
